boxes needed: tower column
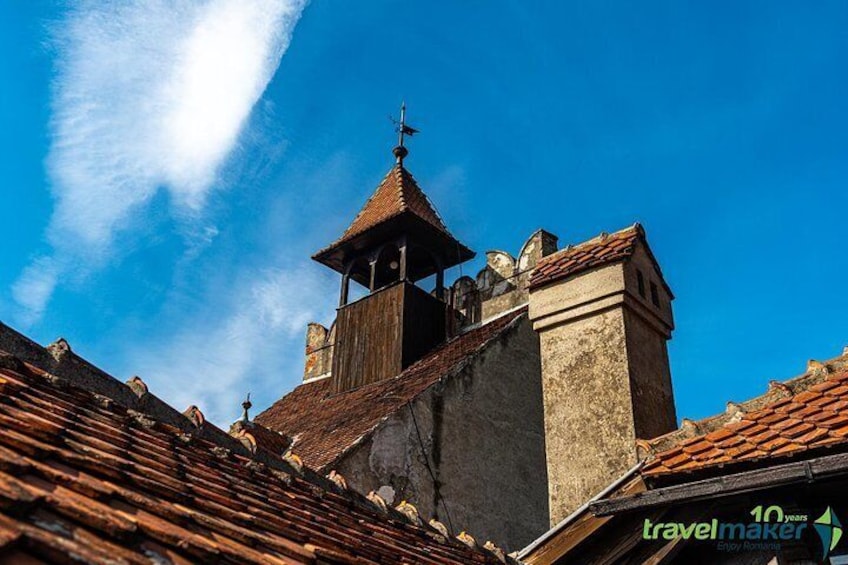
[435,263,445,301]
[368,259,377,292]
[339,274,350,307]
[399,238,408,281]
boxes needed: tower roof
[341,163,449,242]
[313,163,474,276]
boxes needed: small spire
[241,392,252,424]
[392,101,418,164]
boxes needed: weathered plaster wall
[624,307,677,439]
[622,245,677,440]
[337,315,549,552]
[536,306,638,525]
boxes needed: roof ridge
[643,348,848,459]
[397,165,450,231]
[402,307,528,382]
[0,329,310,478]
[528,223,647,291]
[394,164,408,208]
[544,223,641,261]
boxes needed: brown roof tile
[324,164,451,250]
[255,308,527,471]
[644,368,848,477]
[528,224,645,290]
[0,350,507,564]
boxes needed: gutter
[590,450,848,517]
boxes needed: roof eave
[313,211,475,276]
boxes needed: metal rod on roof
[392,101,418,164]
[398,101,406,149]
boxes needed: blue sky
[1,1,846,425]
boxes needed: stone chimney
[527,225,677,525]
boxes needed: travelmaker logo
[642,504,844,558]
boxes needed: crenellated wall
[450,229,558,325]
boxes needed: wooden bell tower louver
[312,105,475,393]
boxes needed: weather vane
[241,392,252,424]
[391,101,419,164]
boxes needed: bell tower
[313,105,475,393]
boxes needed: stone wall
[336,315,549,552]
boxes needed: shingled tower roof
[341,164,448,242]
[312,162,474,278]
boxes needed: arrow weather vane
[391,101,418,164]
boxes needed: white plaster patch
[376,485,396,505]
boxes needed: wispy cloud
[11,257,60,327]
[124,263,336,424]
[15,0,306,323]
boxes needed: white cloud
[124,264,335,424]
[14,0,306,322]
[11,257,60,327]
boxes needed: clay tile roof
[528,224,643,290]
[0,350,505,564]
[230,420,292,455]
[644,364,848,477]
[255,308,528,471]
[327,164,450,249]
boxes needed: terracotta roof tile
[0,351,507,564]
[644,368,848,477]
[704,427,735,442]
[323,164,451,250]
[255,308,527,471]
[528,225,643,290]
[759,436,791,452]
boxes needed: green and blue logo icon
[813,506,843,560]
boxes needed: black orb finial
[393,144,409,163]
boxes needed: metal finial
[391,101,418,164]
[241,393,252,423]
